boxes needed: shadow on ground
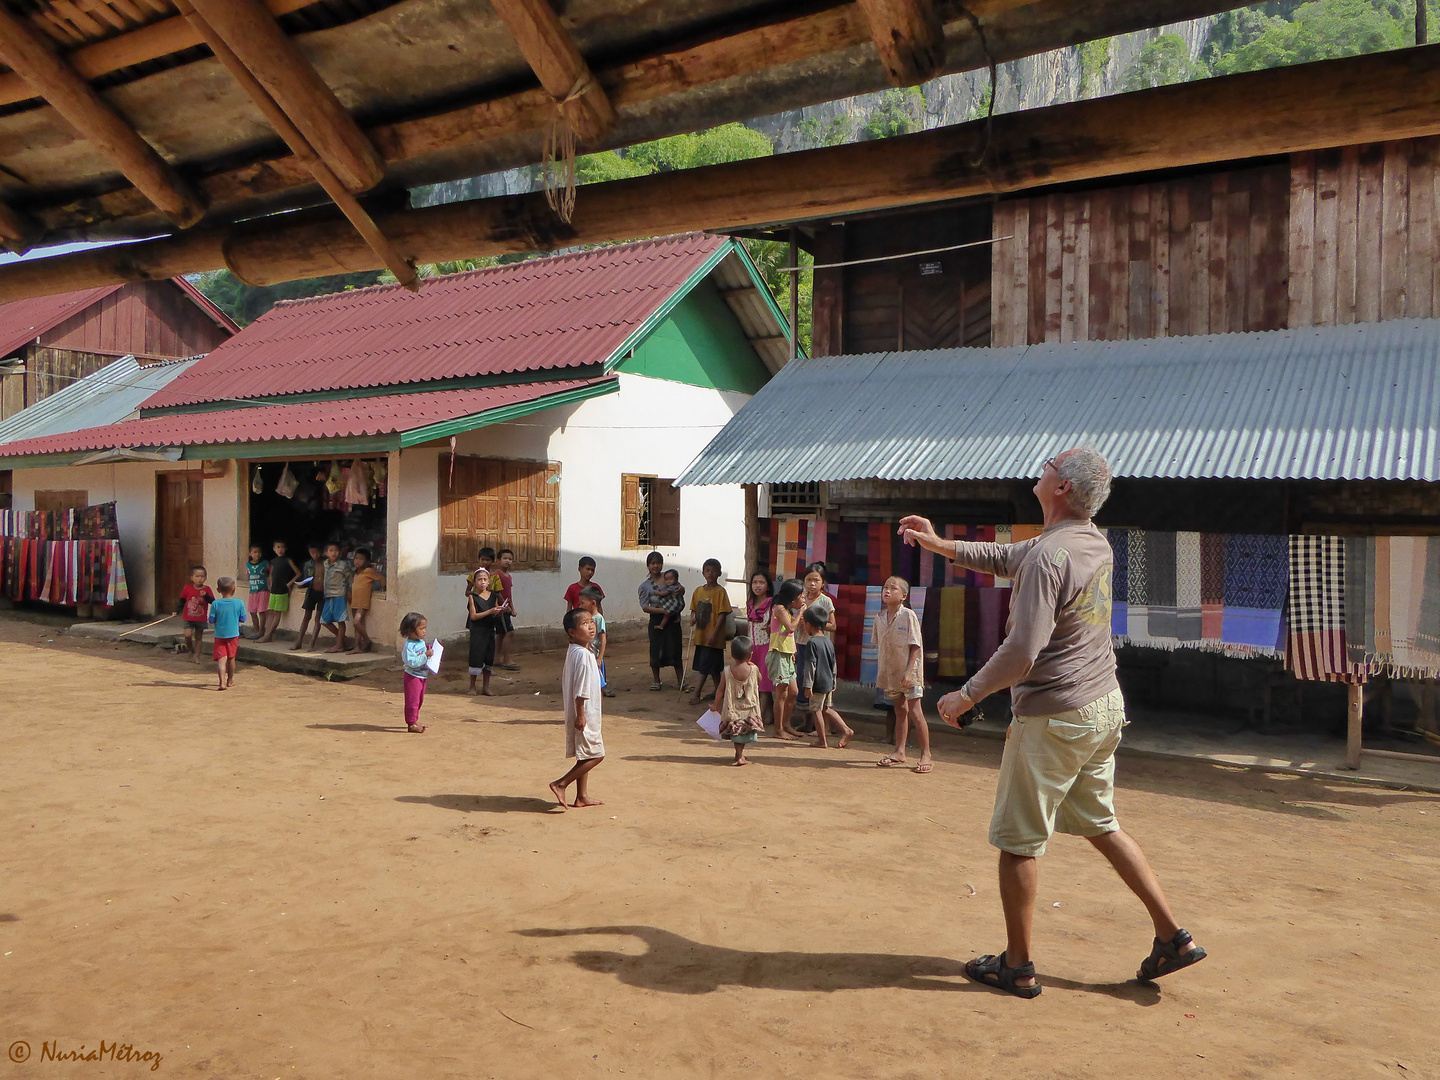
[515,925,1161,1003]
[396,793,557,814]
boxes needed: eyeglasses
[1042,457,1057,473]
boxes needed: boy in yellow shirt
[687,558,732,705]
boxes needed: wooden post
[1344,682,1363,769]
[1419,0,1429,45]
[788,227,799,362]
[743,483,759,578]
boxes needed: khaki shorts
[886,686,924,701]
[798,690,832,713]
[988,687,1127,857]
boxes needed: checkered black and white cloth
[1287,536,1367,683]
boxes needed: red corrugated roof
[144,233,728,410]
[0,284,124,357]
[0,377,613,457]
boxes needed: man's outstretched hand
[898,514,941,550]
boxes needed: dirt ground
[1,616,1437,1080]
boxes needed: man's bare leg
[1086,830,1191,948]
[998,850,1039,988]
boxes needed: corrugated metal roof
[0,354,197,446]
[676,320,1440,486]
[0,377,614,457]
[0,284,124,357]
[143,234,733,410]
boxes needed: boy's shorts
[766,649,795,685]
[212,636,239,660]
[988,687,1127,858]
[798,690,832,713]
[267,592,290,612]
[245,591,269,614]
[302,589,323,612]
[320,596,348,624]
[887,686,924,701]
[500,613,515,634]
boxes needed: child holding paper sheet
[399,611,432,733]
[715,636,763,766]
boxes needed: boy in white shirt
[873,575,933,773]
[549,608,605,810]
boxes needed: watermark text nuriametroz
[8,1040,162,1071]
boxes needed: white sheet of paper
[696,709,724,741]
[426,640,444,674]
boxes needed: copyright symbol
[7,1042,28,1063]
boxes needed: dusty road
[1,617,1436,1079]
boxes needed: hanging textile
[859,585,883,685]
[0,502,129,610]
[1343,535,1440,678]
[937,586,967,678]
[1286,535,1368,683]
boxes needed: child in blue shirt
[400,611,432,732]
[207,576,248,691]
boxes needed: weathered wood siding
[991,164,1291,345]
[40,280,230,359]
[810,205,991,357]
[1,347,117,419]
[1288,138,1440,325]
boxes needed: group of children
[174,540,386,689]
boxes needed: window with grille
[438,456,560,572]
[621,474,681,548]
[768,482,822,512]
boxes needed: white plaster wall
[390,373,752,640]
[7,460,236,617]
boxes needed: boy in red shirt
[496,547,520,671]
[176,565,214,664]
[563,556,603,612]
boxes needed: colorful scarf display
[1343,536,1440,678]
[1287,536,1367,683]
[1109,528,1287,658]
[1,503,129,609]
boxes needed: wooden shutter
[651,478,681,547]
[438,456,473,573]
[34,489,88,511]
[440,455,559,572]
[621,474,642,549]
[532,463,559,568]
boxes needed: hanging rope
[958,5,999,169]
[541,75,595,223]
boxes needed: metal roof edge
[179,435,402,461]
[725,240,804,360]
[397,379,620,447]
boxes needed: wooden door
[157,473,203,615]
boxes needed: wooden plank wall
[0,347,115,421]
[991,163,1290,345]
[40,280,231,359]
[1289,138,1440,325]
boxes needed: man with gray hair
[898,447,1205,998]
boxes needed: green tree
[1214,0,1407,73]
[1078,37,1113,97]
[861,87,925,140]
[1120,33,1208,91]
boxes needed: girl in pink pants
[399,611,431,732]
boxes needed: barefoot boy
[176,565,214,664]
[319,541,353,653]
[348,548,385,653]
[577,584,615,698]
[207,576,247,690]
[291,542,325,651]
[798,604,853,749]
[549,608,605,810]
[257,539,299,643]
[873,575,933,773]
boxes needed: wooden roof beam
[172,0,417,289]
[0,0,317,108]
[0,200,40,254]
[186,0,385,194]
[488,0,616,144]
[4,42,1439,301]
[0,3,205,227]
[857,0,945,86]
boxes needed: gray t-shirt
[951,519,1118,717]
[801,633,836,694]
[793,592,834,645]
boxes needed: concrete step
[69,621,395,680]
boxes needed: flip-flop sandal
[876,755,906,767]
[1137,928,1207,981]
[649,683,663,691]
[965,951,1042,999]
[912,762,933,773]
